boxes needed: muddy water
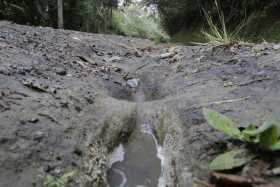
[107,87,162,187]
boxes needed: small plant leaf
[60,171,76,183]
[270,141,280,151]
[260,125,278,149]
[203,108,241,138]
[43,171,76,187]
[243,118,277,136]
[209,149,254,171]
[239,124,259,143]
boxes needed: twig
[210,172,267,187]
[38,112,60,125]
[74,60,89,68]
[77,56,97,65]
[208,96,250,105]
[185,96,250,111]
[238,77,270,86]
[133,62,150,72]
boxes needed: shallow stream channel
[107,80,165,187]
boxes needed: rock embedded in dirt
[127,78,139,88]
[54,67,67,76]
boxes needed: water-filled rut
[107,84,163,187]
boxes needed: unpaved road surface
[0,22,280,187]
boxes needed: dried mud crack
[1,22,280,187]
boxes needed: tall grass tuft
[111,5,169,42]
[202,0,252,45]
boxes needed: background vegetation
[111,4,169,42]
[1,0,280,43]
[153,0,280,43]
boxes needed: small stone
[135,50,142,57]
[49,87,57,94]
[127,78,139,88]
[102,74,110,80]
[105,56,123,63]
[159,52,172,59]
[33,131,44,141]
[273,44,280,50]
[54,168,62,175]
[55,67,67,76]
[28,118,39,123]
[223,81,234,87]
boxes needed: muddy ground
[0,21,280,187]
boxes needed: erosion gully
[107,81,164,187]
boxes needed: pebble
[273,44,280,50]
[127,78,139,88]
[55,67,67,76]
[33,131,44,141]
[28,118,39,123]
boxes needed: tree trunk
[57,0,63,29]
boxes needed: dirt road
[0,22,280,187]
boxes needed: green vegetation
[111,4,169,42]
[0,0,116,33]
[1,0,280,43]
[154,0,280,43]
[43,171,76,187]
[203,108,280,171]
[202,0,250,44]
[209,149,255,171]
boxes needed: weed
[43,171,76,187]
[203,108,280,171]
[202,0,252,45]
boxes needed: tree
[57,0,63,28]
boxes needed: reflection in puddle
[107,124,163,187]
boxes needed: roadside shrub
[111,4,169,42]
[154,0,280,35]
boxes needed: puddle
[107,124,163,187]
[107,84,166,187]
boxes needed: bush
[154,0,280,35]
[111,4,169,42]
[0,0,115,33]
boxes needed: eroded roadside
[0,22,280,187]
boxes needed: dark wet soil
[1,21,280,187]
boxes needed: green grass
[111,5,169,42]
[202,0,251,45]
